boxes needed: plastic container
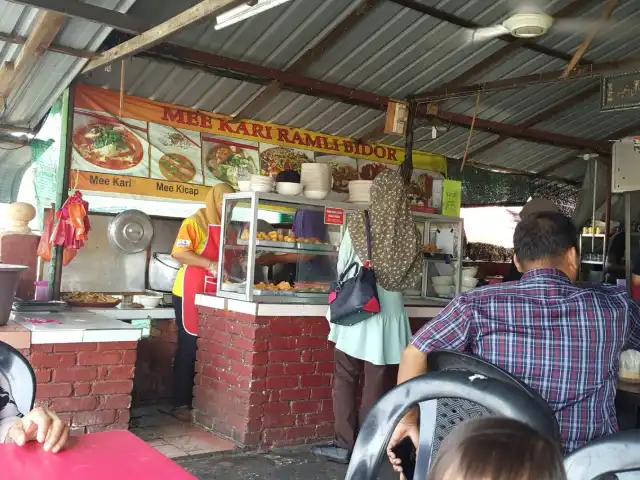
[34,280,49,301]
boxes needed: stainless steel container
[148,253,181,292]
[0,265,27,326]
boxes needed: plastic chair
[344,369,561,480]
[564,430,640,480]
[406,350,560,479]
[0,341,36,415]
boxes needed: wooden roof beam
[128,41,608,153]
[465,84,600,160]
[0,10,66,99]
[235,0,380,119]
[0,30,95,58]
[411,55,640,103]
[5,0,152,35]
[430,108,609,154]
[82,0,243,73]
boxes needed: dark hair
[513,211,578,264]
[429,417,566,480]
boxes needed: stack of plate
[348,180,373,204]
[250,175,274,193]
[301,164,331,192]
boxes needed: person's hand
[256,253,276,266]
[7,407,69,453]
[207,261,218,276]
[387,418,420,473]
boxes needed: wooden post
[400,100,416,184]
[50,85,75,300]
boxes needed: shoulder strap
[364,210,373,263]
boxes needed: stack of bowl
[250,175,274,193]
[457,267,479,292]
[348,180,373,204]
[301,164,330,199]
[431,266,480,297]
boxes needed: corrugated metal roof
[0,0,138,201]
[81,0,640,182]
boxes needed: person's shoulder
[579,281,628,297]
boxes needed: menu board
[71,84,447,203]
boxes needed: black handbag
[328,211,380,326]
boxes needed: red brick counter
[25,342,137,434]
[192,297,440,448]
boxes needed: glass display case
[216,192,464,304]
[216,192,361,303]
[407,212,464,303]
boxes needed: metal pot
[0,265,27,326]
[149,253,181,292]
[108,210,154,254]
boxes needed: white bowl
[250,174,273,184]
[251,184,272,193]
[276,182,303,196]
[304,190,329,200]
[434,285,454,296]
[222,281,245,293]
[238,180,252,192]
[135,295,162,308]
[432,276,453,286]
[463,266,479,277]
[462,277,479,288]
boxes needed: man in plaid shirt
[387,212,640,473]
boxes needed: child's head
[428,417,566,480]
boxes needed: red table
[0,430,197,479]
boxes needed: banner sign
[71,84,447,203]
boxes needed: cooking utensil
[149,253,181,292]
[12,300,67,313]
[108,209,154,254]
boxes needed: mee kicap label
[72,171,207,201]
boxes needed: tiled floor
[130,404,237,458]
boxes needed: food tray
[66,300,121,308]
[238,239,296,249]
[12,301,68,313]
[296,242,337,252]
[252,289,295,296]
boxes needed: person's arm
[0,387,20,443]
[387,296,472,472]
[171,221,216,271]
[632,251,640,286]
[625,294,640,350]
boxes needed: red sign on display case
[324,207,345,225]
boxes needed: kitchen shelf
[581,260,604,265]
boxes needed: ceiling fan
[467,0,621,44]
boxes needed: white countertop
[195,294,444,318]
[80,307,175,320]
[10,311,144,344]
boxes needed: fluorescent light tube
[215,0,292,30]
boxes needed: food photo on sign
[259,143,314,178]
[149,123,203,184]
[314,154,358,200]
[202,135,260,188]
[357,159,397,181]
[72,109,150,177]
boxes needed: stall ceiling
[0,0,138,201]
[73,0,640,182]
